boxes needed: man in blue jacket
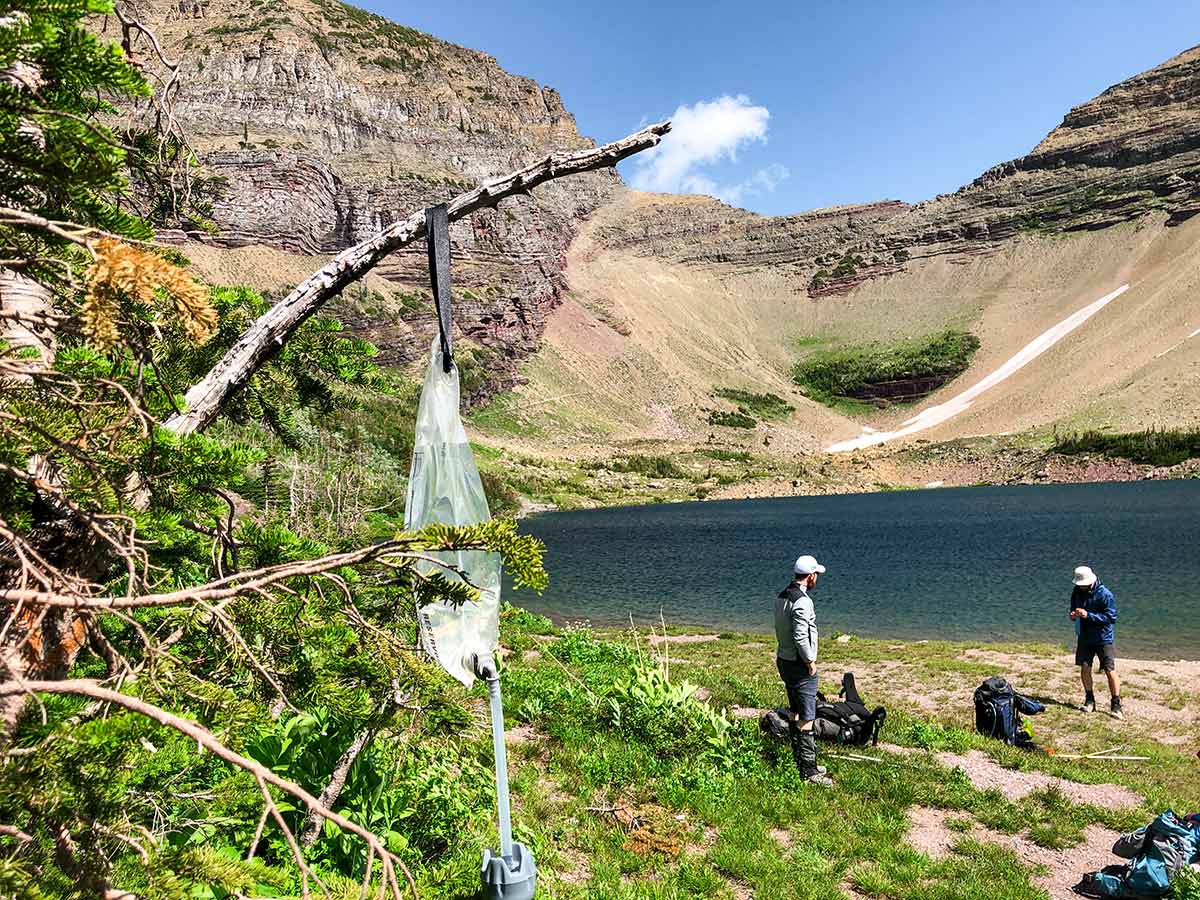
[1070,565,1122,719]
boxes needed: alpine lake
[505,480,1200,659]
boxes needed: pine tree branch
[0,679,417,900]
[164,121,671,436]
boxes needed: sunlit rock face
[121,0,620,387]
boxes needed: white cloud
[629,95,789,207]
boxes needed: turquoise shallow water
[505,481,1200,659]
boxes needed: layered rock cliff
[109,0,620,387]
[595,45,1200,297]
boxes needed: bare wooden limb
[0,822,33,842]
[0,679,417,900]
[165,121,671,436]
[300,723,378,848]
[0,541,467,609]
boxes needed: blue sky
[366,1,1198,216]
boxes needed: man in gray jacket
[775,554,832,785]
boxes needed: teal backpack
[1079,811,1199,898]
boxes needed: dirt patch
[936,749,1143,808]
[648,633,720,646]
[906,805,1122,900]
[730,705,765,720]
[506,724,538,745]
[769,827,793,849]
[553,848,593,885]
[738,641,768,650]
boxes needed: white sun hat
[794,555,826,575]
[1073,565,1097,587]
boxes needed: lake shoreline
[505,437,1200,518]
[512,614,1200,665]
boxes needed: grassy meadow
[414,613,1200,900]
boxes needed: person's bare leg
[1080,665,1096,711]
[1105,668,1123,718]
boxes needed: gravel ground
[906,805,1123,900]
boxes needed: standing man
[1070,565,1123,720]
[775,554,833,785]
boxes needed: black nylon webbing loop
[425,203,453,373]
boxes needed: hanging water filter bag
[404,337,536,900]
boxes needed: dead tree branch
[0,541,466,609]
[300,722,379,849]
[165,121,671,435]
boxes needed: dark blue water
[505,481,1200,658]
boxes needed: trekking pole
[474,654,536,900]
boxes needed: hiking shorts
[776,656,818,722]
[1075,641,1116,672]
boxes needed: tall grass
[1052,427,1200,467]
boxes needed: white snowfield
[826,284,1131,453]
[1155,325,1200,359]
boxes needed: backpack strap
[840,672,864,705]
[869,706,886,745]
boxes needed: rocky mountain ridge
[596,45,1200,298]
[120,1,1200,418]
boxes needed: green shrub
[699,448,751,462]
[708,410,757,429]
[713,388,794,421]
[1052,427,1200,467]
[609,454,689,479]
[793,329,980,405]
[605,663,732,761]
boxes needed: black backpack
[813,673,887,746]
[760,673,886,746]
[973,676,1045,747]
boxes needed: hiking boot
[1109,697,1123,720]
[1081,693,1096,713]
[794,731,832,785]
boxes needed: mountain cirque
[115,2,1200,429]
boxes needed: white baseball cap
[794,555,826,575]
[1073,566,1097,587]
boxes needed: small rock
[836,634,854,644]
[694,687,711,701]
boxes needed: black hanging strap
[425,203,453,373]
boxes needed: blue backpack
[973,677,1044,747]
[1079,811,1200,898]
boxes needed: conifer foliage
[0,2,547,897]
